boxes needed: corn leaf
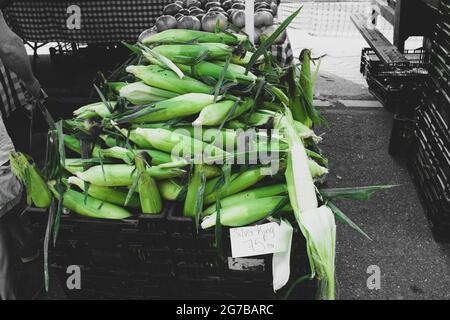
[320,185,398,201]
[93,84,113,113]
[214,55,231,102]
[327,201,371,241]
[125,171,141,206]
[282,274,312,300]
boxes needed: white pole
[245,0,255,44]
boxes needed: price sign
[229,222,288,258]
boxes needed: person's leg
[0,218,17,300]
[6,203,40,263]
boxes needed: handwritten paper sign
[230,222,289,258]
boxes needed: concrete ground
[317,106,450,300]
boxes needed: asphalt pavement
[317,106,450,300]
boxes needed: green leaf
[125,171,141,206]
[121,41,142,55]
[320,185,398,201]
[138,43,185,79]
[282,274,312,300]
[214,55,232,102]
[194,171,206,231]
[52,182,65,247]
[44,199,56,292]
[93,84,113,113]
[246,6,303,73]
[327,201,371,241]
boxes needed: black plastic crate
[50,265,173,300]
[424,77,450,125]
[361,48,428,112]
[166,205,315,299]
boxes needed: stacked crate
[412,0,450,241]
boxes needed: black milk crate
[435,23,450,50]
[50,265,172,300]
[360,48,428,112]
[43,206,174,278]
[167,205,316,299]
[424,77,450,125]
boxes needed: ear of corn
[127,93,217,123]
[73,101,117,119]
[192,98,254,127]
[119,82,178,105]
[49,181,131,219]
[9,152,52,208]
[64,159,84,174]
[68,176,140,208]
[134,128,229,159]
[201,196,290,229]
[126,65,211,94]
[141,29,246,45]
[204,167,267,205]
[75,164,185,186]
[175,61,256,84]
[203,184,287,216]
[158,179,184,201]
[135,153,162,214]
[183,164,205,217]
[151,43,232,64]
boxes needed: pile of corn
[11,10,392,300]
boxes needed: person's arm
[0,11,41,98]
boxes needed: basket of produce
[11,8,395,300]
[150,0,285,45]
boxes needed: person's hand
[24,77,43,99]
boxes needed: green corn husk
[64,135,102,156]
[212,61,257,81]
[276,109,336,300]
[158,179,184,201]
[298,49,314,128]
[151,43,233,64]
[126,65,211,94]
[64,159,85,174]
[231,51,264,66]
[9,152,52,208]
[204,173,239,196]
[203,165,222,179]
[162,126,238,150]
[64,135,82,153]
[119,82,178,105]
[192,98,254,127]
[204,167,267,205]
[175,61,256,84]
[135,153,162,214]
[67,176,140,208]
[309,160,329,178]
[134,128,229,159]
[201,196,291,229]
[141,29,247,45]
[183,164,204,217]
[108,82,127,93]
[48,181,131,219]
[73,101,117,119]
[202,184,287,216]
[119,129,154,149]
[124,93,217,123]
[75,164,185,186]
